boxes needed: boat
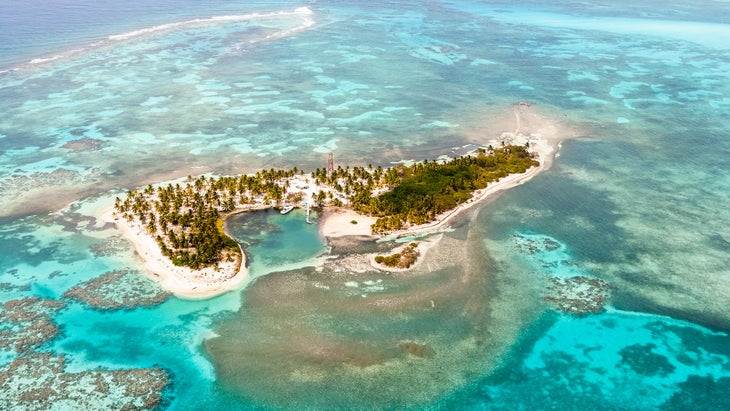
[280,205,295,215]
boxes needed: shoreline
[369,234,443,273]
[318,208,378,238]
[319,131,558,240]
[101,208,249,300]
[387,163,543,238]
[386,105,563,238]
[105,104,569,298]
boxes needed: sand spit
[317,163,547,240]
[320,105,565,240]
[101,208,248,300]
[369,234,443,273]
[319,208,377,238]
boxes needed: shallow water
[226,209,327,276]
[1,0,729,409]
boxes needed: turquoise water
[1,0,729,409]
[226,209,327,275]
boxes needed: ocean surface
[1,0,729,409]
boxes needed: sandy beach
[107,150,539,297]
[319,113,563,240]
[318,208,377,238]
[369,234,443,272]
[101,208,248,300]
[319,162,545,240]
[105,103,570,297]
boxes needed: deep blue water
[1,0,729,409]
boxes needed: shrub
[375,243,420,269]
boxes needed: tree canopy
[114,144,538,269]
[351,145,538,234]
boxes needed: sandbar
[319,208,377,238]
[370,234,443,273]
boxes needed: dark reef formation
[0,296,171,408]
[0,297,66,353]
[64,269,170,310]
[89,235,130,257]
[0,353,169,410]
[544,276,611,316]
[62,138,104,152]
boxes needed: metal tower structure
[327,152,334,178]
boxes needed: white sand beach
[319,127,560,240]
[370,234,443,272]
[319,208,378,238]
[101,208,248,300]
[104,103,572,297]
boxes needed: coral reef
[0,353,169,411]
[64,269,170,310]
[399,341,434,358]
[512,234,561,254]
[0,297,66,352]
[61,138,104,152]
[544,276,611,316]
[90,235,130,257]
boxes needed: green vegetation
[113,144,538,270]
[113,168,303,270]
[352,145,538,234]
[375,243,420,269]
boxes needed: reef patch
[0,297,66,352]
[63,269,170,310]
[544,276,611,316]
[61,138,104,152]
[0,353,170,410]
[90,235,131,257]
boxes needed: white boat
[280,205,295,215]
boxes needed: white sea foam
[108,7,313,42]
[313,282,331,290]
[225,7,315,54]
[8,7,315,73]
[29,55,64,65]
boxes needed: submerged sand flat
[204,106,575,407]
[206,223,546,409]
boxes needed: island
[375,242,421,269]
[105,113,559,299]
